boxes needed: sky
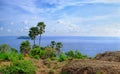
[0,0,120,36]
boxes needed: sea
[0,36,120,57]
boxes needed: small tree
[0,44,10,53]
[50,41,56,48]
[11,48,18,53]
[56,42,63,55]
[20,41,31,55]
[65,50,74,58]
[37,22,46,46]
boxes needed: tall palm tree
[56,42,63,55]
[50,41,56,48]
[37,22,46,46]
[29,27,38,45]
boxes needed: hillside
[61,59,120,74]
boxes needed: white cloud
[84,23,120,36]
[4,0,120,14]
[7,29,11,32]
[57,19,81,33]
[23,20,29,25]
[10,22,14,25]
[90,0,120,3]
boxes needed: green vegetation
[0,44,10,53]
[37,22,46,46]
[50,41,56,48]
[20,40,31,55]
[56,42,63,56]
[7,52,24,62]
[0,60,36,74]
[65,50,88,59]
[0,52,24,62]
[58,53,67,62]
[11,48,18,53]
[0,21,89,74]
[28,22,46,47]
[0,52,9,61]
[0,44,35,74]
[29,27,39,45]
[30,47,56,59]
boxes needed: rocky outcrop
[95,51,120,62]
[61,59,120,74]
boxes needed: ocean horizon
[0,36,120,57]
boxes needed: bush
[65,50,74,58]
[10,48,18,53]
[8,52,24,62]
[0,44,10,53]
[74,50,82,59]
[0,52,24,61]
[30,48,40,59]
[20,40,31,54]
[65,50,88,59]
[30,47,56,59]
[58,53,67,62]
[0,52,9,60]
[0,60,36,74]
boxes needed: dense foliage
[29,27,39,45]
[0,44,10,53]
[20,40,31,55]
[0,60,36,74]
[65,50,88,59]
[58,53,67,62]
[30,47,56,59]
[0,52,24,62]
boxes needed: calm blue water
[0,36,120,57]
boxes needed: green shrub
[0,44,10,53]
[74,50,82,59]
[10,48,18,53]
[0,60,36,74]
[30,48,56,59]
[58,53,67,62]
[30,48,40,59]
[20,40,31,54]
[0,52,24,61]
[65,50,88,59]
[8,52,24,62]
[65,50,74,58]
[0,52,9,60]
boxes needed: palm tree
[37,22,46,46]
[56,42,63,55]
[50,41,56,48]
[29,27,38,45]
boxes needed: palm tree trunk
[39,34,41,46]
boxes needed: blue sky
[0,0,120,36]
